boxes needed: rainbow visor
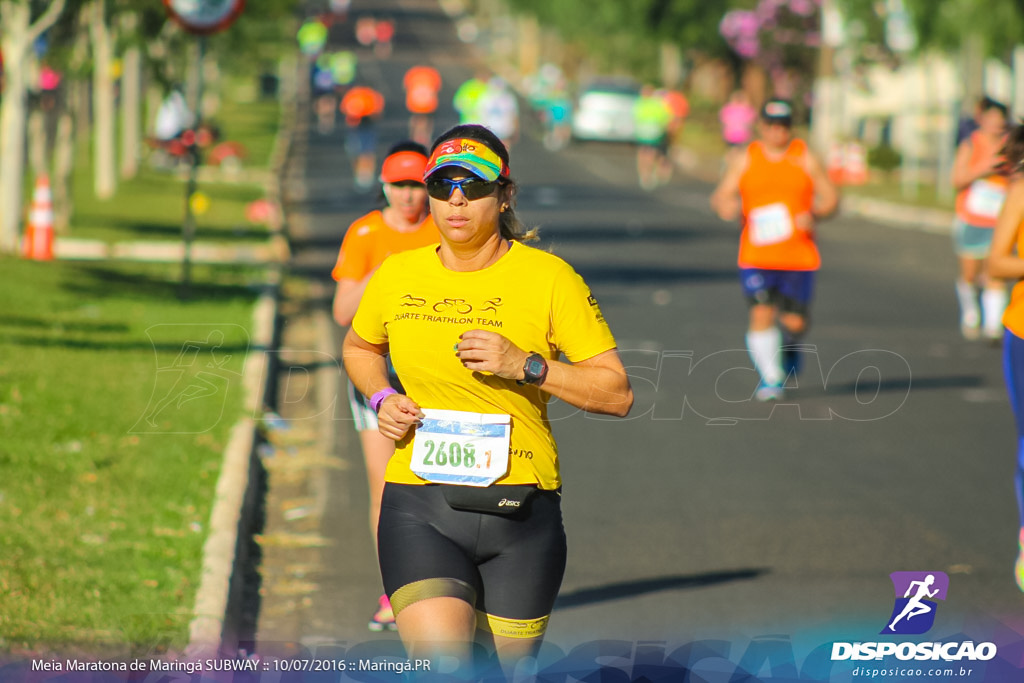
[424,138,509,182]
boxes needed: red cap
[380,150,428,184]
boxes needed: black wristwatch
[517,353,548,386]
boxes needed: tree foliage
[509,0,737,80]
[902,0,1024,59]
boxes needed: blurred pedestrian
[332,141,439,630]
[403,64,443,146]
[984,121,1024,592]
[340,84,385,191]
[952,97,1010,341]
[709,99,839,401]
[342,123,633,679]
[719,90,757,165]
[154,86,193,143]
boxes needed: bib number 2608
[419,440,492,469]
[411,408,511,487]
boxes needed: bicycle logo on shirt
[399,295,503,316]
[433,298,473,314]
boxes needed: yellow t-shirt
[351,241,618,490]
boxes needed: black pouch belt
[440,484,540,516]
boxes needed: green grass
[214,86,282,169]
[0,257,262,653]
[70,170,269,244]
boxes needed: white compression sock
[956,280,980,327]
[982,288,1008,336]
[746,327,784,387]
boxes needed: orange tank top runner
[737,138,818,271]
[956,131,1009,228]
[331,211,439,282]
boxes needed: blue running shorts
[740,268,815,315]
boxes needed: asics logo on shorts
[498,498,520,508]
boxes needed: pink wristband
[370,387,398,413]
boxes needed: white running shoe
[755,382,784,402]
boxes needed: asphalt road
[255,0,1024,672]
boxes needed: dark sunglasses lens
[461,179,496,199]
[425,178,451,199]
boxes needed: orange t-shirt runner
[403,66,442,115]
[332,211,439,282]
[737,138,819,271]
[340,86,384,125]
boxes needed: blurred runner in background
[633,85,673,190]
[951,97,1010,341]
[374,17,395,58]
[710,99,838,401]
[341,84,386,192]
[297,17,329,58]
[356,15,377,47]
[527,64,573,152]
[404,65,443,146]
[312,56,339,134]
[453,70,490,125]
[661,87,689,158]
[478,76,519,149]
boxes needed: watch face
[526,358,546,378]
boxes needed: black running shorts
[377,483,567,639]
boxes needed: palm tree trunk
[89,0,117,199]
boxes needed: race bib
[965,180,1006,220]
[748,202,795,246]
[411,409,511,487]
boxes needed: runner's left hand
[455,329,528,380]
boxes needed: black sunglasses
[425,176,499,201]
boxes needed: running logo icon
[131,324,247,434]
[881,571,949,635]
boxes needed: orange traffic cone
[827,142,846,185]
[22,174,54,261]
[844,142,869,186]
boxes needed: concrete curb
[187,294,276,652]
[54,238,287,264]
[185,78,298,655]
[840,194,954,235]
